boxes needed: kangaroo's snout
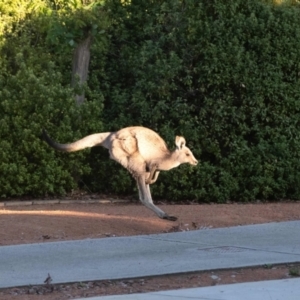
[193,159,198,166]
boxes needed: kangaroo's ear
[175,136,186,150]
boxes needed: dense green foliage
[0,0,104,197]
[89,0,300,201]
[1,0,300,202]
[0,53,103,197]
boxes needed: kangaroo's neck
[155,151,180,171]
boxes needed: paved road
[0,221,299,290]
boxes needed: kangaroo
[42,126,198,221]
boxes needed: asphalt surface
[0,221,299,299]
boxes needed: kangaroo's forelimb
[145,164,160,185]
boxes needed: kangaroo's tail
[42,130,112,152]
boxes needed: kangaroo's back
[115,126,170,160]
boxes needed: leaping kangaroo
[42,126,198,221]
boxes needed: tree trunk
[72,34,92,105]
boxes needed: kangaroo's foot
[162,214,178,221]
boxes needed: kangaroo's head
[175,136,198,166]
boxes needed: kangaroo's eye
[186,153,190,156]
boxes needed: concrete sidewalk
[78,278,300,300]
[0,221,300,290]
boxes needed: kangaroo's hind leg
[109,140,176,221]
[145,183,177,221]
[136,176,177,221]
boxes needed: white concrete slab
[143,221,300,254]
[0,221,299,289]
[79,278,300,300]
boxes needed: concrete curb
[0,199,130,207]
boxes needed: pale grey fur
[43,126,198,221]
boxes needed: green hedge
[0,1,105,198]
[1,0,300,202]
[88,0,300,201]
[0,53,103,197]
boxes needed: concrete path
[0,221,299,290]
[78,278,300,300]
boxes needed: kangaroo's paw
[162,214,178,221]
